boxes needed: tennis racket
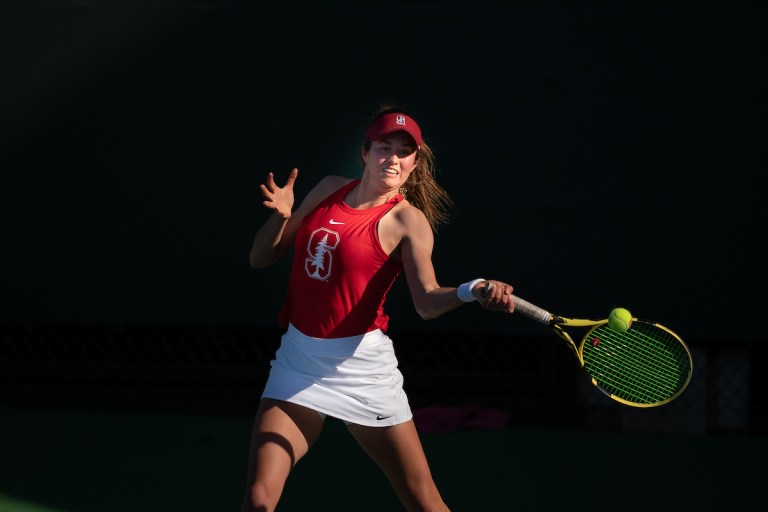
[485,283,693,407]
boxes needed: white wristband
[457,278,485,302]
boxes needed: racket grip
[511,295,552,324]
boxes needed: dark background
[1,7,765,511]
[1,1,764,344]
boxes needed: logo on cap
[365,112,423,148]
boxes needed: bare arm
[249,170,351,268]
[249,168,299,268]
[395,206,515,319]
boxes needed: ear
[361,146,369,163]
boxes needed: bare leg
[347,419,451,512]
[240,399,325,512]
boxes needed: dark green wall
[2,2,764,342]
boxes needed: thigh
[244,399,325,488]
[347,420,449,511]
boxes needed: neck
[349,184,397,209]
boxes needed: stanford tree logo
[305,228,340,281]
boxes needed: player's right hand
[260,168,298,219]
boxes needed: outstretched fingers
[283,168,298,190]
[259,168,299,216]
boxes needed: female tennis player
[242,105,516,511]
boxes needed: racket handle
[511,295,553,325]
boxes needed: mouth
[383,168,398,176]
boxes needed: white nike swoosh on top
[329,220,345,225]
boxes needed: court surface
[1,406,764,511]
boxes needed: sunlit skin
[361,131,417,200]
[249,130,515,314]
[243,125,516,511]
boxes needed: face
[362,131,417,190]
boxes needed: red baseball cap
[365,113,423,149]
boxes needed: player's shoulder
[303,175,352,200]
[392,199,429,228]
[295,175,355,216]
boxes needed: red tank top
[278,179,404,338]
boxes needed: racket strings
[597,331,688,402]
[592,333,686,402]
[582,322,690,405]
[607,328,685,394]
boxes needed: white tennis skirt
[261,323,412,427]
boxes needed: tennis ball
[608,307,632,333]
